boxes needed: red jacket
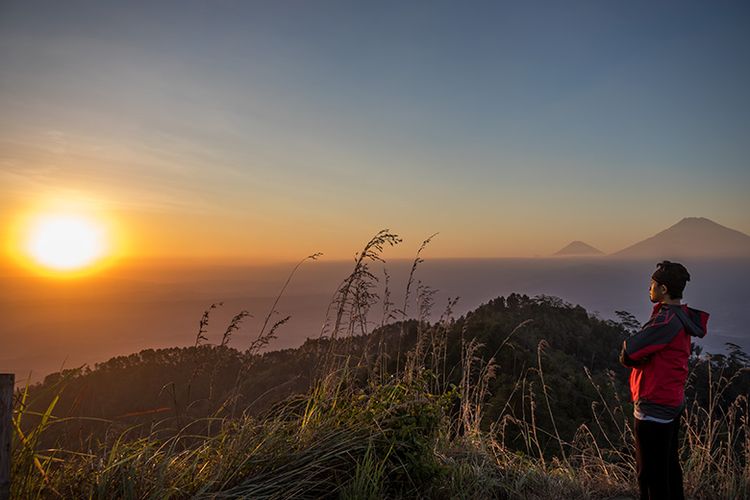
[620,302,710,420]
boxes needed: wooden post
[0,374,13,500]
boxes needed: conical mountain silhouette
[611,217,750,258]
[554,240,604,256]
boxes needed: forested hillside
[22,292,749,460]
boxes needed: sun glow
[26,214,106,270]
[7,208,122,277]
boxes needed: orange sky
[3,185,749,269]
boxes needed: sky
[1,0,749,263]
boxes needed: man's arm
[622,309,683,362]
[619,341,651,367]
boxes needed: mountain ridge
[610,217,750,258]
[551,217,750,258]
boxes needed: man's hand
[619,340,653,367]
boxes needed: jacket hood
[658,303,710,338]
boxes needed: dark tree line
[21,293,750,457]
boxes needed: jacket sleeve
[619,341,651,367]
[623,309,683,361]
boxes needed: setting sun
[25,214,106,271]
[4,195,128,278]
[4,208,124,278]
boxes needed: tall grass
[9,229,750,499]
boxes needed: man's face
[649,279,668,303]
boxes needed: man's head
[649,260,691,303]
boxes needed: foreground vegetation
[11,230,750,498]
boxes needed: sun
[23,214,109,274]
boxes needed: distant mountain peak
[554,240,604,256]
[611,217,750,258]
[680,216,708,221]
[674,216,718,226]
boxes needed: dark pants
[634,415,685,500]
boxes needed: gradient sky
[1,1,749,263]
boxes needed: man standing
[619,260,710,500]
